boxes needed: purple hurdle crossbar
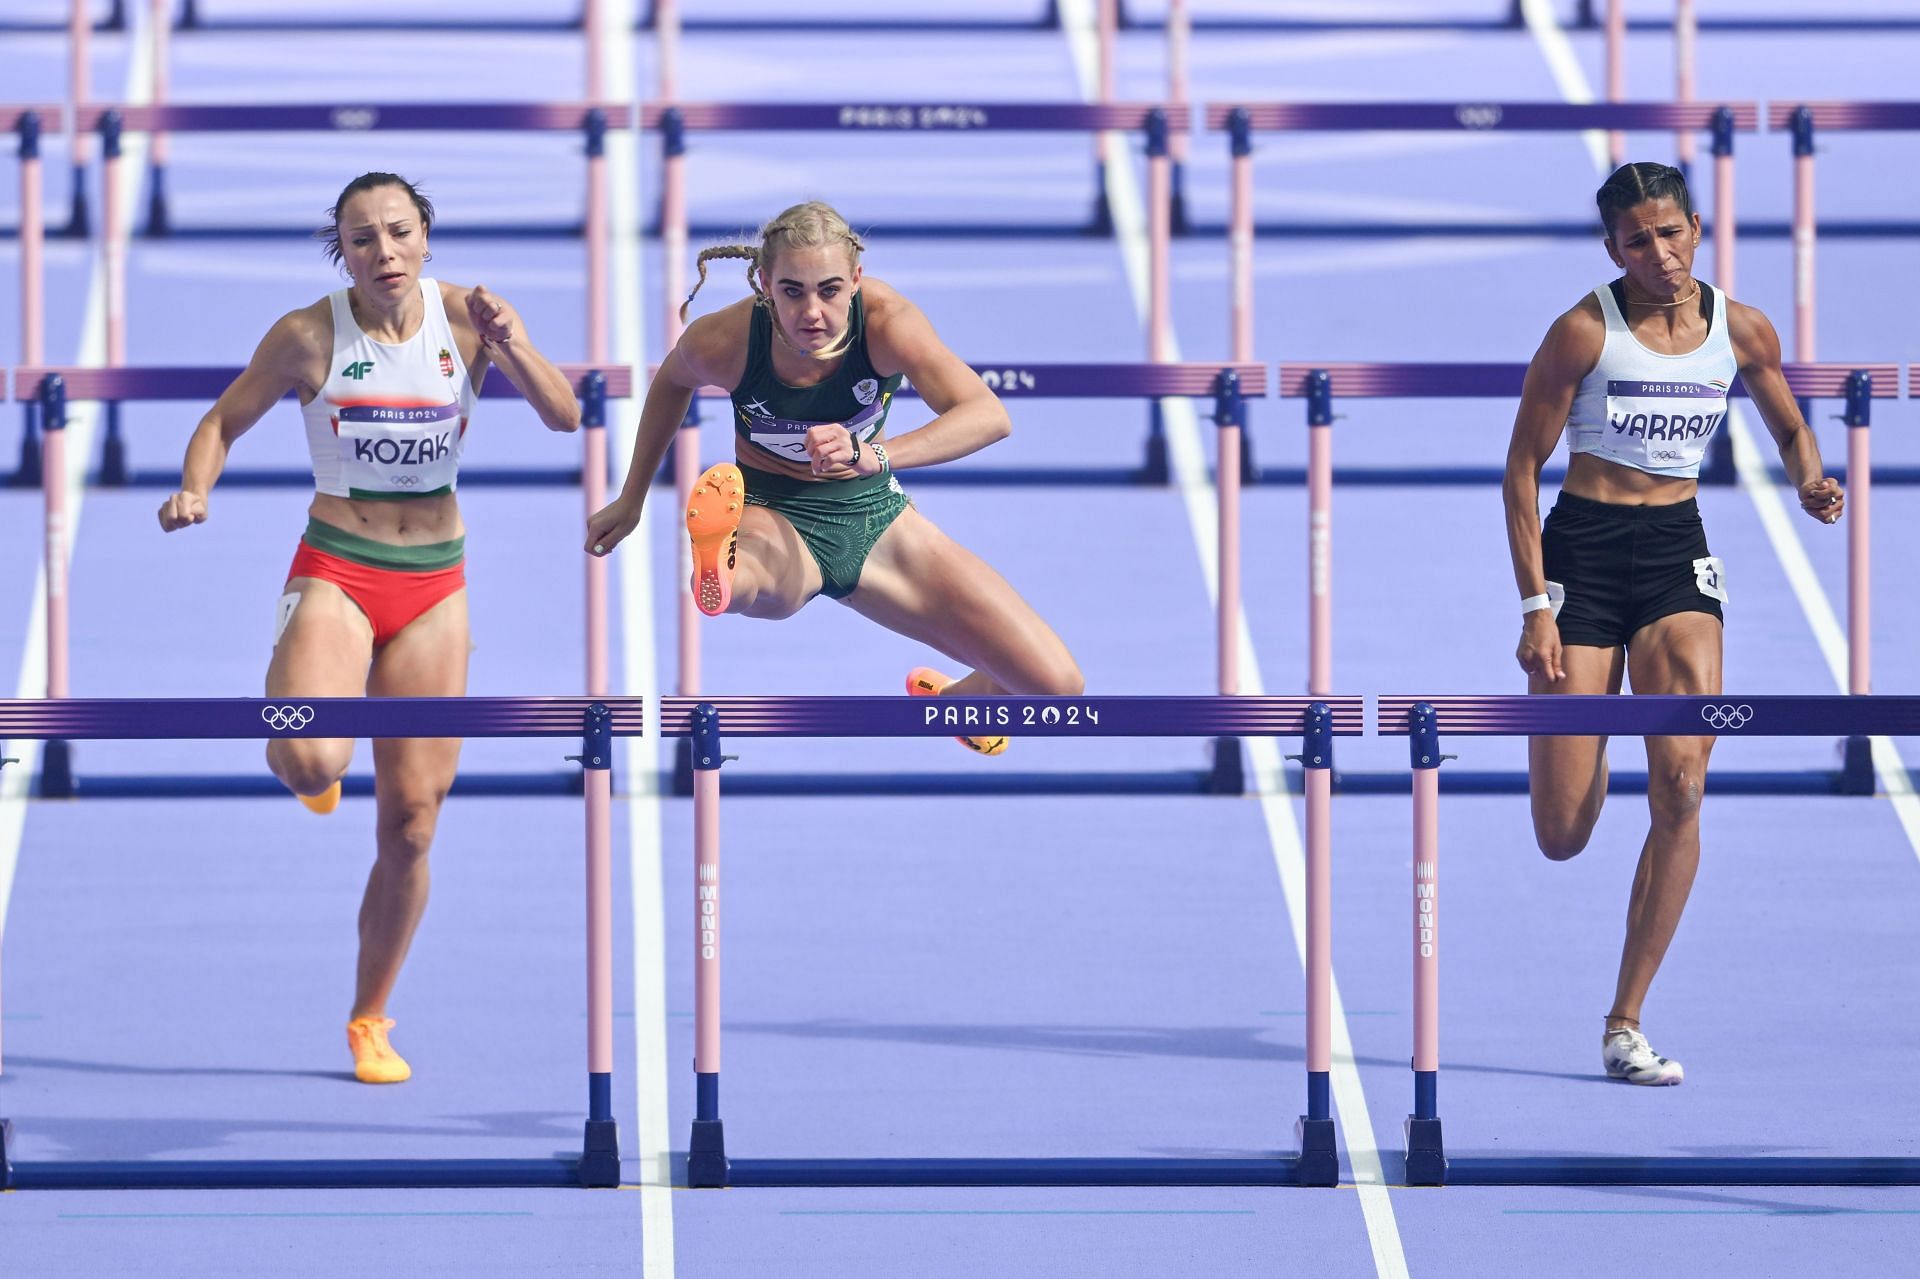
[662,694,1363,1188]
[1380,693,1920,1185]
[1276,362,1897,790]
[0,695,639,1189]
[8,365,631,799]
[651,362,1267,788]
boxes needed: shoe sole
[687,464,744,617]
[906,666,1008,757]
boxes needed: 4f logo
[341,360,375,380]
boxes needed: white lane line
[0,8,152,992]
[1524,3,1920,860]
[602,3,676,1272]
[1518,0,1612,173]
[1059,4,1410,1274]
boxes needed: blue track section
[7,3,1920,1276]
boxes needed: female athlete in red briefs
[157,173,579,1083]
[1504,162,1843,1085]
[585,201,1083,748]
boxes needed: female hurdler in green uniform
[586,202,1083,751]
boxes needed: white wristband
[1520,593,1552,616]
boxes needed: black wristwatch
[849,435,862,468]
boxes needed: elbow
[988,406,1012,444]
[547,402,582,433]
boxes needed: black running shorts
[1539,491,1725,649]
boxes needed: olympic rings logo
[261,705,317,732]
[1700,704,1754,731]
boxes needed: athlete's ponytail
[681,201,867,361]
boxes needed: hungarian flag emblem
[438,347,454,379]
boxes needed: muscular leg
[350,587,469,1021]
[1528,644,1626,859]
[1608,610,1722,1030]
[265,577,373,796]
[720,506,825,621]
[845,506,1082,696]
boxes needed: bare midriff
[309,491,465,545]
[1561,452,1698,508]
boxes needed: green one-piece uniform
[728,291,909,599]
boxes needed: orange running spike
[687,463,745,617]
[346,1016,412,1084]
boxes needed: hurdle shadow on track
[725,1018,1598,1084]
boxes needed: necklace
[1622,281,1701,309]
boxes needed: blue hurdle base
[716,1156,1306,1187]
[137,222,587,241]
[112,466,584,489]
[1311,767,1871,797]
[667,734,1244,796]
[0,1153,596,1191]
[1437,1157,1920,1186]
[35,770,585,800]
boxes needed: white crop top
[1565,281,1736,480]
[300,279,475,499]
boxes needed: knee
[271,742,346,798]
[1648,763,1705,825]
[1045,657,1086,698]
[1535,821,1592,862]
[378,797,444,863]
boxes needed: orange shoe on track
[906,666,1009,757]
[687,463,745,617]
[297,780,342,815]
[346,1016,412,1085]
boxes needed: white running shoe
[1602,1027,1685,1086]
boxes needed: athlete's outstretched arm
[584,318,717,555]
[1728,301,1843,524]
[1503,306,1600,682]
[451,283,579,432]
[159,310,321,531]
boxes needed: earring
[424,251,433,262]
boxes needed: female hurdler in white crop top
[299,278,476,500]
[1563,280,1736,480]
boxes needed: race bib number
[274,591,302,645]
[1604,379,1727,470]
[1692,556,1728,603]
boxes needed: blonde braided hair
[682,201,867,361]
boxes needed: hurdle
[1277,360,1898,794]
[11,102,629,488]
[10,364,631,799]
[644,0,1063,30]
[144,4,614,233]
[643,100,1178,243]
[664,693,1362,1187]
[1209,100,1756,240]
[1769,103,1920,426]
[1381,693,1920,1186]
[0,694,637,1189]
[660,362,1267,799]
